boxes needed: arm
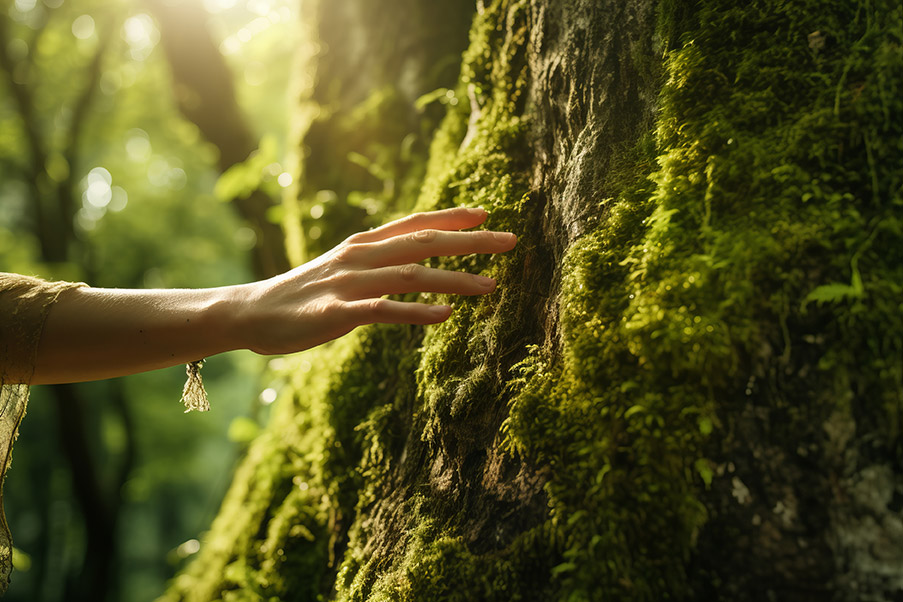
[32,207,516,385]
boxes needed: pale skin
[30,207,516,385]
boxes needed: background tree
[147,0,289,279]
[161,0,902,600]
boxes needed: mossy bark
[161,0,902,600]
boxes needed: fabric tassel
[180,360,210,413]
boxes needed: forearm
[32,285,244,385]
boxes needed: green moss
[507,0,902,598]
[361,510,555,602]
[332,2,546,598]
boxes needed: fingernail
[431,305,451,316]
[469,207,487,216]
[493,232,516,243]
[472,274,495,287]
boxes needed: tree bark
[162,0,903,600]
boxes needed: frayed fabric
[180,359,210,413]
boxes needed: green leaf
[802,282,862,307]
[214,135,279,201]
[11,547,32,572]
[802,258,865,310]
[551,562,577,576]
[414,87,451,110]
[694,458,713,488]
[624,404,646,418]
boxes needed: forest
[0,0,901,601]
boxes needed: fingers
[347,207,489,244]
[319,207,515,331]
[343,229,517,267]
[339,264,496,299]
[346,298,453,325]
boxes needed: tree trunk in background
[147,0,289,279]
[161,1,902,600]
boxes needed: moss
[503,0,902,598]
[331,2,549,598]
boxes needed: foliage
[0,1,298,600]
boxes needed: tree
[161,0,902,600]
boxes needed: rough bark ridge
[161,0,902,600]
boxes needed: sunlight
[122,14,158,61]
[193,0,296,56]
[201,0,288,16]
[201,0,239,13]
[70,14,95,40]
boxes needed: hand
[32,207,515,384]
[233,206,517,355]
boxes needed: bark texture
[161,0,902,600]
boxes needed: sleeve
[0,272,86,594]
[0,273,88,384]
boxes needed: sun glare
[192,0,296,56]
[201,0,288,16]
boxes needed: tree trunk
[161,0,903,600]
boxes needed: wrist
[211,282,258,354]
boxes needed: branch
[0,12,58,257]
[0,14,48,179]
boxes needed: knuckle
[344,231,367,245]
[411,229,438,243]
[324,269,351,287]
[333,243,359,264]
[367,298,387,317]
[399,263,421,281]
[314,297,338,316]
[401,213,426,228]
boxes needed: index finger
[347,207,488,244]
[350,229,517,268]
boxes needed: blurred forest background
[0,0,305,599]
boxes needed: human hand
[232,207,516,355]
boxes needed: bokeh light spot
[72,15,95,40]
